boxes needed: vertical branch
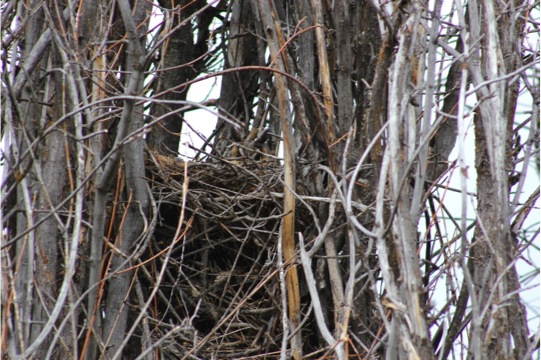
[464,0,532,357]
[332,0,354,136]
[386,1,434,358]
[101,0,150,357]
[85,0,149,358]
[299,234,345,359]
[16,7,86,356]
[213,1,259,158]
[5,3,46,357]
[254,1,301,358]
[310,0,335,147]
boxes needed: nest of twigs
[140,151,316,359]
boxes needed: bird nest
[140,151,314,359]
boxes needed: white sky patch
[181,76,220,160]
